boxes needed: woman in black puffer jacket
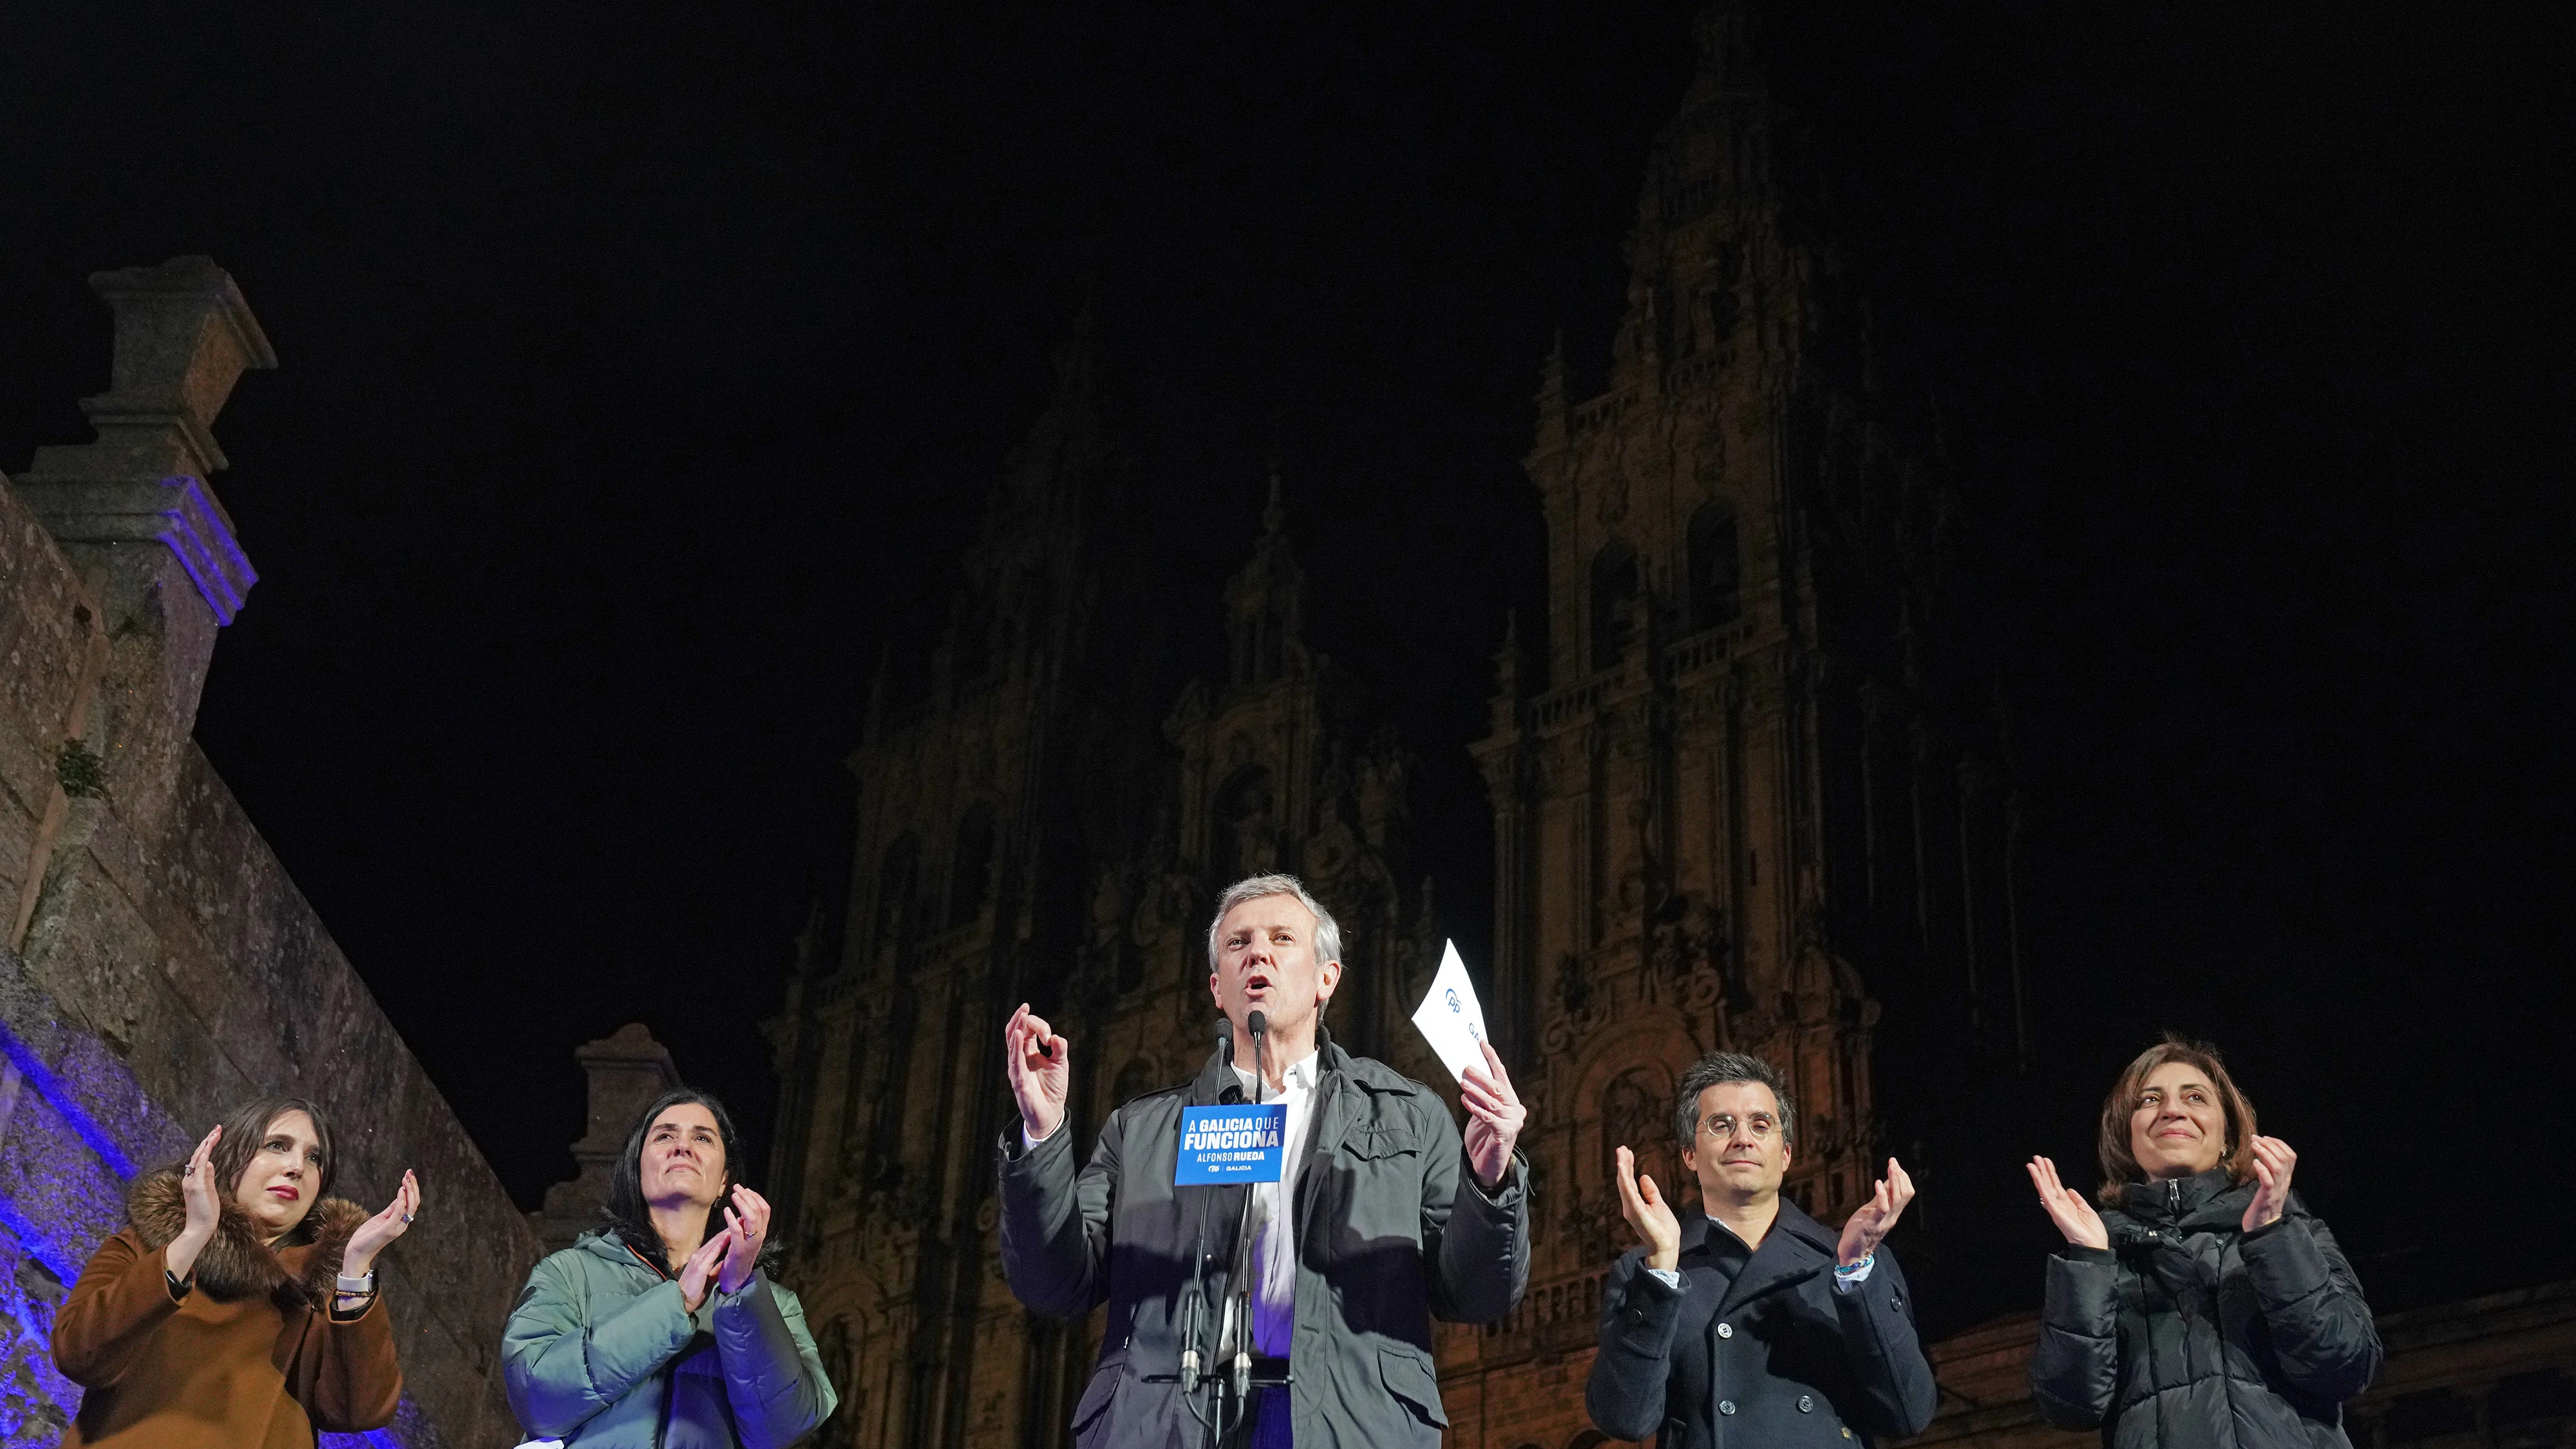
[2026,1037,2381,1449]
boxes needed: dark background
[3,3,2566,1337]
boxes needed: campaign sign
[1174,1104,1288,1185]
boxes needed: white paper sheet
[1409,940,1492,1083]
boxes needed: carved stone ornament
[1088,868,1130,951]
[1542,950,1607,1058]
[1595,440,1631,526]
[1562,1184,1626,1268]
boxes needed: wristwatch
[335,1270,377,1296]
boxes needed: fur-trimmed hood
[126,1167,369,1307]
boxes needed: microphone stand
[1217,1010,1269,1438]
[1179,1018,1229,1446]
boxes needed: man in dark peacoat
[1586,1050,1937,1449]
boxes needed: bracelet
[165,1268,193,1300]
[335,1271,377,1296]
[1834,1251,1875,1278]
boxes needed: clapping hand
[1837,1158,1917,1268]
[1003,1003,1070,1142]
[2242,1136,2297,1231]
[716,1185,770,1294]
[1613,1144,1682,1272]
[678,1222,737,1314]
[167,1126,225,1282]
[344,1170,421,1279]
[1460,1042,1527,1193]
[2027,1155,2110,1251]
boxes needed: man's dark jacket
[996,1026,1529,1449]
[1585,1200,1937,1448]
[2031,1168,2380,1449]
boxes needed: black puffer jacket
[2031,1168,2381,1449]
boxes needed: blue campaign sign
[1174,1104,1288,1185]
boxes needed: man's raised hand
[1614,1144,1681,1272]
[1004,1003,1070,1143]
[1460,1041,1526,1192]
[1836,1157,1916,1268]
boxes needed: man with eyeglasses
[1586,1050,1937,1447]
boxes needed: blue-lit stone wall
[0,945,180,1445]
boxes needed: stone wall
[0,258,540,1448]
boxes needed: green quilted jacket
[502,1230,837,1448]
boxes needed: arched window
[1601,1068,1669,1185]
[1590,540,1640,672]
[871,833,921,958]
[946,805,997,929]
[1680,502,1741,626]
[1689,502,1740,631]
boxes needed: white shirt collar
[1233,1048,1321,1096]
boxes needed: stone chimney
[13,257,276,834]
[529,1023,684,1253]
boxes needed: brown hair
[2092,1035,2259,1206]
[208,1095,338,1242]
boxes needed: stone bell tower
[1448,10,2022,1444]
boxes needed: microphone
[1245,1010,1268,1106]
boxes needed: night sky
[4,3,2567,1339]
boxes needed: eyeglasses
[1698,1114,1778,1141]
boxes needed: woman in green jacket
[503,1089,837,1448]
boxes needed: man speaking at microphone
[997,872,1530,1448]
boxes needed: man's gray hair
[1205,873,1345,972]
[1672,1050,1795,1147]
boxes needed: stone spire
[1224,460,1307,688]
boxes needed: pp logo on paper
[1444,989,1482,1044]
[1174,1104,1288,1185]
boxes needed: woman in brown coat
[52,1095,423,1448]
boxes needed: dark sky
[5,3,2568,1338]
